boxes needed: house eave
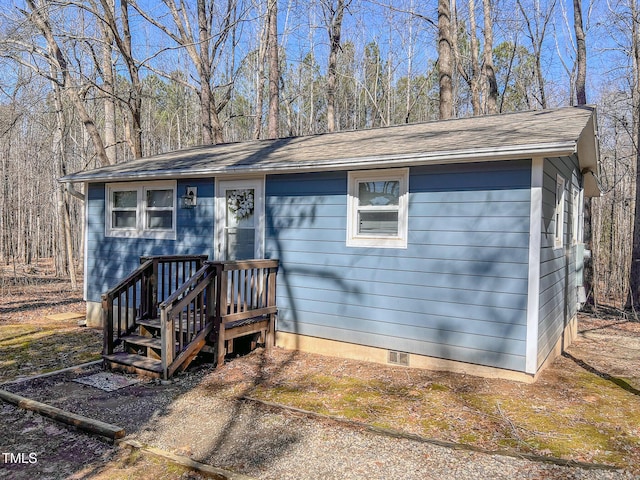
[576,110,601,197]
[60,141,579,184]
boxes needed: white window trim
[554,174,565,250]
[571,186,578,245]
[106,180,177,240]
[578,187,584,243]
[347,168,409,249]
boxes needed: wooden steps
[123,334,162,349]
[105,317,207,378]
[102,257,279,380]
[137,317,205,332]
[103,352,163,378]
[136,318,161,330]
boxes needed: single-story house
[61,105,600,382]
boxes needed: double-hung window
[572,186,583,245]
[347,168,409,248]
[106,181,176,239]
[554,174,565,249]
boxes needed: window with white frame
[347,168,409,248]
[106,181,176,239]
[554,174,565,249]
[571,186,578,245]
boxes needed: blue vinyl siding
[537,156,580,367]
[266,161,532,372]
[85,179,215,301]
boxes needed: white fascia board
[60,141,577,184]
[525,156,544,374]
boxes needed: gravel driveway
[1,361,637,480]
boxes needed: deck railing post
[266,263,278,348]
[160,307,173,380]
[215,263,226,368]
[103,256,274,378]
[102,293,114,355]
[150,259,159,319]
[206,267,216,324]
[140,268,148,319]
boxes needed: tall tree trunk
[98,0,144,157]
[24,0,110,167]
[482,0,498,114]
[119,0,143,157]
[468,0,481,115]
[254,9,268,140]
[100,0,117,163]
[325,0,349,133]
[573,0,587,106]
[572,0,594,307]
[198,0,214,144]
[438,0,454,120]
[628,0,640,313]
[51,73,77,289]
[267,0,279,139]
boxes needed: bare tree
[516,0,557,109]
[51,75,77,289]
[628,0,640,312]
[573,0,587,106]
[20,0,111,167]
[467,0,482,114]
[132,0,240,144]
[98,0,144,158]
[438,0,454,119]
[98,0,117,163]
[482,0,498,113]
[267,0,279,139]
[323,0,351,132]
[571,0,595,308]
[253,2,268,139]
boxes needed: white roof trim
[62,141,579,184]
[59,107,600,192]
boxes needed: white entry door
[215,178,265,261]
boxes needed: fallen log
[0,388,125,440]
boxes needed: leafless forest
[0,0,638,310]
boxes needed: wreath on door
[227,189,255,220]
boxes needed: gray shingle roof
[60,106,598,184]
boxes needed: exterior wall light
[182,186,197,208]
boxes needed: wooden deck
[102,256,278,379]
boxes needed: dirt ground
[1,263,639,479]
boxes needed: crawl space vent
[388,350,409,366]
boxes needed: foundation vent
[388,350,409,366]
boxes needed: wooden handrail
[102,260,154,356]
[160,264,211,312]
[209,259,279,271]
[140,254,208,264]
[102,256,278,379]
[103,259,153,299]
[159,262,216,378]
[102,255,209,358]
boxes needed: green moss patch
[0,322,101,383]
[246,348,640,472]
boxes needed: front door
[215,178,265,260]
